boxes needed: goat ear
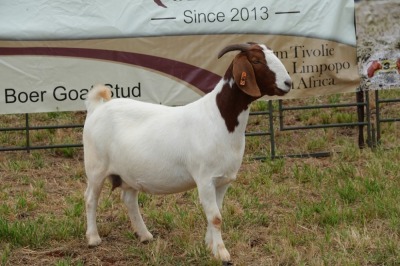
[233,54,261,97]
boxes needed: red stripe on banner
[0,47,221,94]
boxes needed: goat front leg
[121,187,153,243]
[205,183,230,249]
[197,182,231,262]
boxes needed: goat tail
[85,84,112,114]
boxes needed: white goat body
[84,83,244,194]
[83,42,291,263]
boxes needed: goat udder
[110,174,122,191]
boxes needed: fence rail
[1,89,399,159]
[375,90,400,145]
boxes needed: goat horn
[217,43,253,59]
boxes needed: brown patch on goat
[245,50,280,97]
[216,64,253,133]
[216,47,280,133]
[212,216,222,230]
[109,174,122,191]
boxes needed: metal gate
[1,90,399,159]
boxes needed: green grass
[2,147,400,265]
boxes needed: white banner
[0,0,358,114]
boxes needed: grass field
[2,89,400,265]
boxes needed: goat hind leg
[85,178,105,247]
[121,187,153,243]
[216,183,230,211]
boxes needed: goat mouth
[274,88,288,96]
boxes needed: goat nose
[284,79,292,88]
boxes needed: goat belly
[110,152,197,195]
[122,172,197,195]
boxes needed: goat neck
[215,63,255,133]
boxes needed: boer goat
[83,42,292,263]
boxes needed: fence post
[268,101,275,159]
[374,90,381,146]
[356,90,365,148]
[364,90,373,148]
[25,113,31,153]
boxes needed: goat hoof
[222,261,233,266]
[214,245,230,263]
[140,239,152,245]
[87,236,102,247]
[135,232,154,243]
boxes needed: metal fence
[0,113,84,152]
[1,90,399,159]
[375,90,400,145]
[246,89,397,159]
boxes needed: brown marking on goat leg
[109,174,122,191]
[212,216,222,230]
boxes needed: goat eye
[252,60,261,64]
